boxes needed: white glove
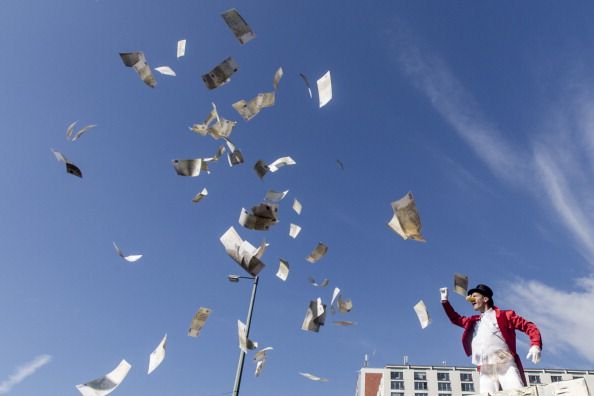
[440,287,448,302]
[526,345,541,364]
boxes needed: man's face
[469,292,489,312]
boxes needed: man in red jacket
[440,284,542,393]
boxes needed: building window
[461,383,475,392]
[391,393,404,396]
[551,376,563,383]
[439,394,452,396]
[415,393,428,396]
[573,376,583,380]
[414,372,427,381]
[391,371,404,380]
[528,375,541,385]
[438,383,452,391]
[414,382,428,390]
[437,372,450,382]
[391,381,404,390]
[460,373,473,382]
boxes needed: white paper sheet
[154,66,176,76]
[289,223,302,239]
[177,39,186,59]
[454,273,469,296]
[51,148,82,178]
[220,226,266,276]
[221,9,256,44]
[306,243,328,263]
[308,277,329,287]
[292,198,302,215]
[299,372,329,382]
[237,319,258,353]
[76,360,131,396]
[192,188,208,203]
[317,71,332,108]
[254,347,273,376]
[387,191,426,242]
[268,156,296,172]
[119,52,156,88]
[147,334,167,374]
[264,189,289,202]
[276,259,289,281]
[413,300,430,329]
[112,241,142,262]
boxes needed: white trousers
[479,360,524,394]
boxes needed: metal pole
[232,276,259,396]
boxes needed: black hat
[467,284,493,299]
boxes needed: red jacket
[442,301,542,386]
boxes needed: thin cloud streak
[0,355,52,394]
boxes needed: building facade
[356,364,594,396]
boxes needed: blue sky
[1,1,594,395]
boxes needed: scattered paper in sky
[221,9,255,44]
[306,243,328,263]
[317,71,332,108]
[254,347,273,377]
[338,297,353,313]
[333,321,356,326]
[119,52,156,88]
[239,203,279,231]
[176,39,186,59]
[254,160,269,179]
[112,241,142,263]
[273,67,284,90]
[223,138,244,166]
[301,298,326,332]
[264,189,289,202]
[268,156,296,172]
[331,287,341,309]
[190,103,237,140]
[299,73,313,98]
[51,149,82,178]
[413,300,430,329]
[299,372,329,382]
[219,226,266,276]
[237,319,258,354]
[147,334,167,375]
[454,273,469,296]
[173,147,224,176]
[66,121,97,142]
[387,191,426,242]
[276,259,289,281]
[154,66,176,76]
[192,188,208,203]
[202,57,238,89]
[75,359,131,396]
[292,198,302,215]
[188,307,212,337]
[289,223,302,239]
[308,277,329,287]
[232,93,274,121]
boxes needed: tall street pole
[232,275,259,396]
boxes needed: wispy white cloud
[390,25,594,363]
[0,355,52,394]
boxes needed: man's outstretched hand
[440,287,448,302]
[527,345,541,364]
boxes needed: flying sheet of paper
[219,226,266,276]
[188,307,212,337]
[238,203,279,231]
[299,372,329,382]
[112,241,142,262]
[317,71,332,108]
[299,73,313,98]
[232,97,261,121]
[413,300,430,329]
[223,138,244,166]
[338,297,353,313]
[154,66,176,76]
[289,223,302,239]
[264,189,289,202]
[76,359,131,396]
[301,298,326,332]
[387,191,426,242]
[190,103,237,140]
[51,148,82,178]
[333,321,356,326]
[221,9,256,44]
[292,198,302,215]
[254,160,269,179]
[273,67,284,90]
[331,287,341,309]
[254,347,273,377]
[306,243,328,263]
[147,334,167,374]
[237,320,258,353]
[119,52,156,88]
[192,188,208,203]
[66,121,97,142]
[308,277,329,287]
[202,57,238,90]
[276,259,289,281]
[454,273,469,296]
[177,39,186,59]
[268,156,296,172]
